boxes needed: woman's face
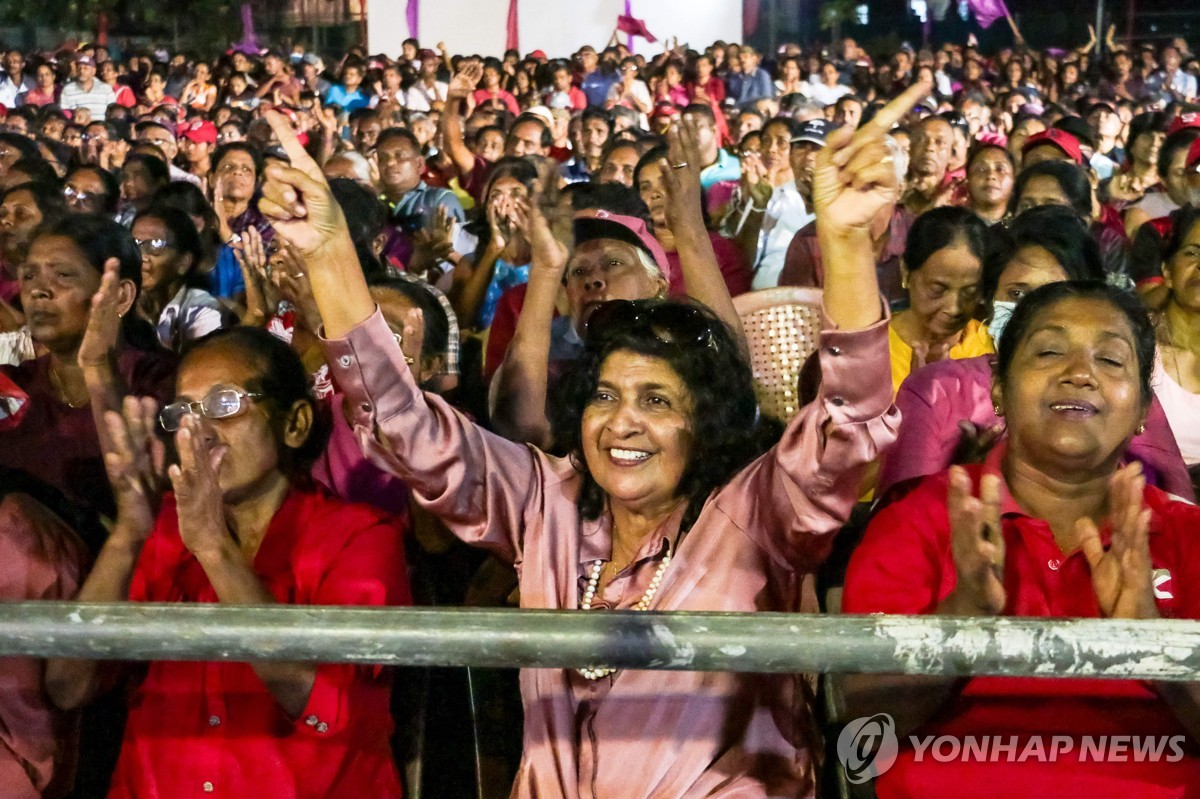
[1164,219,1200,313]
[697,57,713,80]
[215,150,257,202]
[1129,130,1165,168]
[476,129,505,162]
[637,161,667,227]
[120,161,156,206]
[1008,119,1046,161]
[967,149,1014,208]
[783,59,801,82]
[175,344,296,502]
[994,245,1070,305]
[487,175,529,206]
[18,234,102,352]
[0,188,44,261]
[1015,175,1072,215]
[37,66,55,87]
[371,286,438,383]
[195,63,210,82]
[761,122,792,174]
[65,169,108,214]
[905,242,983,339]
[997,297,1145,475]
[581,349,693,518]
[132,215,185,295]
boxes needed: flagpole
[1095,0,1105,59]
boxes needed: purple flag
[967,0,1010,28]
[406,0,419,39]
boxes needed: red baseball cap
[181,119,218,145]
[528,49,548,61]
[1022,128,1084,166]
[1167,112,1200,135]
[573,209,673,287]
[1186,138,1200,171]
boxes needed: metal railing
[1,602,1197,681]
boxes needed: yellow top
[887,318,995,397]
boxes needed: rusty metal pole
[2,603,1199,681]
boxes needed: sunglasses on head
[584,299,720,351]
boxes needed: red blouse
[108,484,410,799]
[844,447,1200,799]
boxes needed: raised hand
[270,241,322,334]
[739,151,772,210]
[659,116,706,233]
[256,110,373,338]
[486,192,512,254]
[943,466,1007,616]
[513,190,568,279]
[78,259,129,369]
[813,77,931,233]
[168,415,234,560]
[103,396,168,540]
[448,62,483,101]
[258,110,350,261]
[1077,462,1158,619]
[410,205,456,280]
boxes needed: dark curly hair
[550,298,783,533]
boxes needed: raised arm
[441,63,483,178]
[257,111,539,561]
[488,194,569,448]
[660,117,745,345]
[719,81,932,567]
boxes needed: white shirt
[404,80,449,112]
[751,182,814,290]
[156,287,228,351]
[59,79,118,117]
[807,81,851,107]
[1153,352,1200,466]
[607,80,652,128]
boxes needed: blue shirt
[387,182,466,230]
[324,84,370,112]
[700,148,741,190]
[737,67,776,106]
[580,69,620,108]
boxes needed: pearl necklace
[576,551,672,680]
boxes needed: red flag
[506,0,520,51]
[616,14,657,43]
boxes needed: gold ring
[671,162,688,169]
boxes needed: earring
[993,404,1003,417]
[1136,424,1145,436]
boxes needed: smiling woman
[844,281,1200,798]
[255,79,928,798]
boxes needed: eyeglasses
[159,388,264,432]
[133,237,172,256]
[63,186,97,203]
[584,299,720,351]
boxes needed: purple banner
[624,0,634,50]
[406,0,419,39]
[968,0,1010,28]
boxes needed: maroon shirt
[0,349,176,532]
[779,208,912,306]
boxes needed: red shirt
[664,230,750,298]
[844,447,1200,799]
[111,485,410,799]
[471,88,520,116]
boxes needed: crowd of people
[0,21,1198,799]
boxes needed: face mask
[988,300,1017,344]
